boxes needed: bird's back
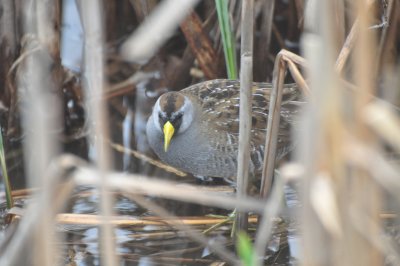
[180,79,301,175]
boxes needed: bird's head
[152,92,194,152]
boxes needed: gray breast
[146,115,243,177]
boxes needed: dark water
[59,184,301,265]
[62,190,224,265]
[0,182,301,265]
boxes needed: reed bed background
[0,0,398,265]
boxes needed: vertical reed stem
[78,1,117,265]
[236,0,254,234]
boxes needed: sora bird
[146,79,301,179]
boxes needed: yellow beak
[163,121,175,152]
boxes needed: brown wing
[181,79,300,136]
[182,79,302,173]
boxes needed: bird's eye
[158,113,167,125]
[175,113,183,120]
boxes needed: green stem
[215,0,238,79]
[0,129,13,209]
